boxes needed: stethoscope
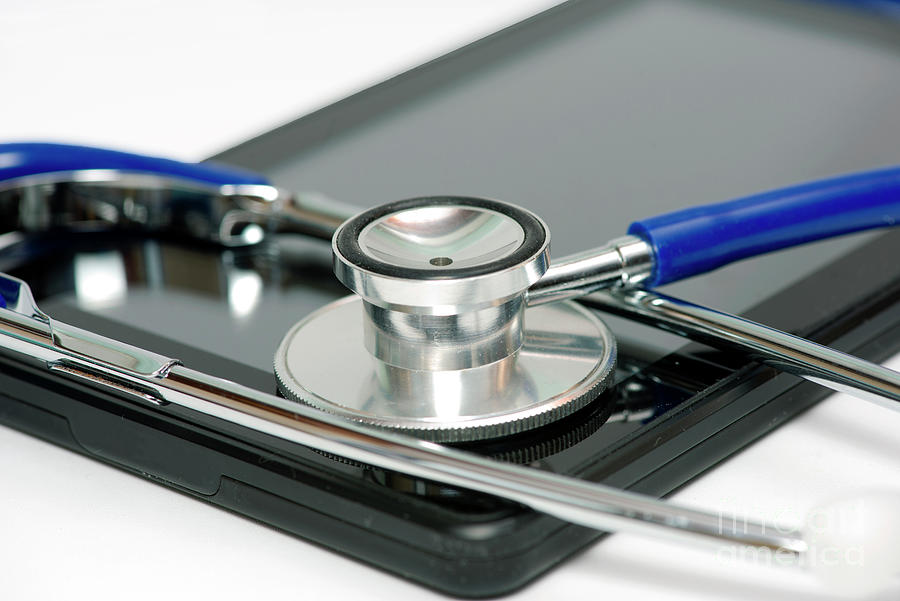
[2,142,900,592]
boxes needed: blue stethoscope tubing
[629,167,900,287]
[2,142,900,288]
[0,142,269,188]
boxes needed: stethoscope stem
[525,235,655,305]
[584,289,900,411]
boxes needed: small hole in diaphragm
[430,257,453,266]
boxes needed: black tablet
[2,0,900,596]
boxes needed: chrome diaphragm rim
[274,296,617,443]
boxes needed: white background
[1,0,557,161]
[2,2,900,600]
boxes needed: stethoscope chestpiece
[333,197,550,371]
[275,196,617,442]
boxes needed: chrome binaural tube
[583,288,900,411]
[0,277,806,556]
[166,364,808,554]
[525,235,654,306]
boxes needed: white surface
[806,491,900,596]
[0,0,557,160]
[2,2,900,600]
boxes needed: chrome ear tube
[0,272,809,561]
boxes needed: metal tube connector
[526,235,654,306]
